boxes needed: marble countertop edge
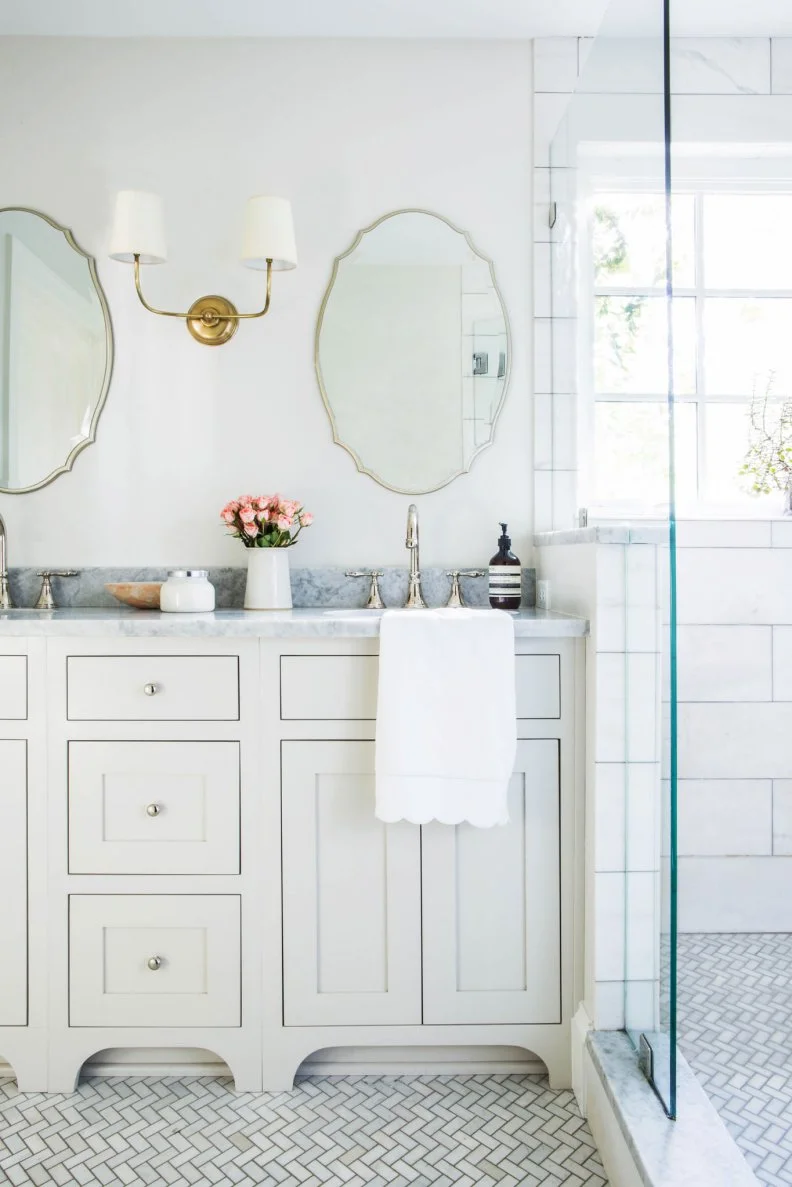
[0,606,589,639]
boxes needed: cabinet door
[282,741,421,1026]
[0,741,27,1024]
[422,739,561,1025]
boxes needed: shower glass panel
[548,0,678,1116]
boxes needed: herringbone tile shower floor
[678,932,792,1187]
[0,1073,608,1186]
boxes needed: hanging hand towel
[375,608,516,827]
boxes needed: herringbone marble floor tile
[0,1073,608,1186]
[678,932,792,1187]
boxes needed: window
[589,187,792,514]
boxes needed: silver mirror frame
[0,207,114,495]
[315,208,511,495]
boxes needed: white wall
[0,37,532,568]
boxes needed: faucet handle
[345,570,385,610]
[35,570,79,611]
[445,570,485,608]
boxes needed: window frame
[578,156,792,520]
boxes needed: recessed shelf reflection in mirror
[316,209,510,495]
[0,208,113,494]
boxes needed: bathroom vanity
[0,607,586,1092]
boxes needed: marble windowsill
[588,1032,758,1187]
[534,526,668,546]
[0,606,588,639]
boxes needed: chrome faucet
[404,503,426,608]
[0,514,13,610]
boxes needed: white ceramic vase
[243,548,293,610]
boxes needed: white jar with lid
[160,570,216,613]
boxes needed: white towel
[375,608,516,828]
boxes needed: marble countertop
[0,606,589,638]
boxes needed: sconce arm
[133,255,273,321]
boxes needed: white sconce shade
[109,190,167,264]
[242,196,297,271]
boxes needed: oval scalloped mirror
[316,209,510,494]
[0,208,113,494]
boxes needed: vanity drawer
[68,741,240,874]
[69,895,241,1028]
[281,655,378,720]
[0,656,27,719]
[516,654,560,719]
[67,655,239,721]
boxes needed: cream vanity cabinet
[0,624,583,1094]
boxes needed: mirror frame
[315,208,512,495]
[0,207,114,495]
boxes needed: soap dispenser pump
[489,522,522,611]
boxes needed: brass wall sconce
[109,191,297,345]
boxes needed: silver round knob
[145,803,161,818]
[143,682,159,696]
[147,956,162,971]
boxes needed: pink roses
[220,494,313,548]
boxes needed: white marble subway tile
[551,318,577,394]
[772,519,792,547]
[624,980,659,1036]
[596,545,626,611]
[677,520,772,548]
[594,980,625,1031]
[671,38,771,95]
[551,240,576,318]
[679,702,792,779]
[626,605,659,654]
[596,653,626,763]
[552,393,577,471]
[677,625,772,702]
[533,243,552,318]
[625,872,658,982]
[626,653,659,763]
[596,605,627,653]
[534,318,553,393]
[773,628,792,700]
[595,763,627,873]
[773,39,792,94]
[626,763,661,872]
[534,92,572,165]
[534,167,552,244]
[595,871,626,981]
[773,781,792,854]
[551,470,577,531]
[534,393,553,471]
[576,38,663,94]
[679,856,792,932]
[678,779,772,857]
[533,38,579,93]
[534,472,553,534]
[677,548,792,625]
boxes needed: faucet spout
[0,514,13,610]
[404,503,426,609]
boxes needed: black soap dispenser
[489,523,522,611]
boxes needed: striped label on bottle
[489,566,522,599]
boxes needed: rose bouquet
[220,494,313,548]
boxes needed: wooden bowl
[105,582,162,610]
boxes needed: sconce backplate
[186,295,239,346]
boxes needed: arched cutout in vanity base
[46,1035,262,1095]
[0,1033,49,1093]
[261,1029,571,1093]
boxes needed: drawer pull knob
[147,956,162,971]
[143,682,160,696]
[145,803,162,818]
